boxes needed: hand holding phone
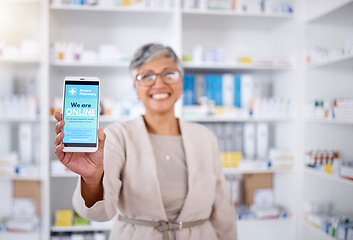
[54,76,105,181]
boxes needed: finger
[55,120,65,135]
[54,111,63,122]
[55,143,65,162]
[54,131,64,146]
[97,128,106,151]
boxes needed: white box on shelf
[256,123,269,159]
[243,123,255,159]
[241,74,253,112]
[222,74,234,107]
[19,123,33,164]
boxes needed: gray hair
[129,43,184,80]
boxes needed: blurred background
[0,0,353,239]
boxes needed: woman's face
[134,56,183,116]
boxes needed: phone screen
[62,80,99,148]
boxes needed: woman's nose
[153,74,167,87]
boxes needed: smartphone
[62,76,100,152]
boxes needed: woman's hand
[53,111,106,183]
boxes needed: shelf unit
[46,2,298,240]
[303,222,333,240]
[1,0,310,240]
[183,62,294,71]
[50,61,130,68]
[306,119,353,125]
[304,167,353,187]
[182,116,294,123]
[237,217,294,240]
[301,1,353,239]
[0,58,40,63]
[305,0,353,24]
[0,232,40,240]
[0,0,49,239]
[224,168,293,175]
[306,54,353,69]
[0,175,42,180]
[50,4,175,13]
[182,9,294,18]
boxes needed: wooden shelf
[304,167,353,187]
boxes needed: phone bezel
[62,76,100,153]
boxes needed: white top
[149,133,188,221]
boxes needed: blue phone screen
[62,81,99,147]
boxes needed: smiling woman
[133,56,184,119]
[54,43,238,240]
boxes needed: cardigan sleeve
[209,135,238,240]
[72,123,126,222]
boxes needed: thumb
[97,128,106,151]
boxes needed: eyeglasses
[135,69,181,86]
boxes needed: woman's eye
[143,74,155,80]
[165,72,176,78]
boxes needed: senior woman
[54,43,237,240]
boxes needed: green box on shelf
[73,212,89,226]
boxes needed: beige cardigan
[73,116,237,240]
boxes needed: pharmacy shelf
[0,57,40,64]
[0,175,41,181]
[51,225,111,232]
[50,5,174,14]
[304,167,353,187]
[50,172,78,178]
[182,9,294,19]
[223,168,293,175]
[183,62,293,71]
[0,117,38,123]
[306,0,353,25]
[183,116,294,123]
[0,0,40,4]
[307,54,353,69]
[51,61,293,70]
[236,217,292,226]
[50,61,129,68]
[306,119,353,125]
[0,232,40,240]
[303,221,333,240]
